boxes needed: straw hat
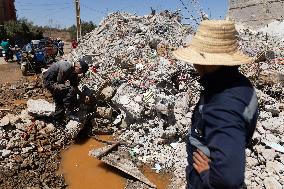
[173,20,253,66]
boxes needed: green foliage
[68,21,97,40]
[0,18,43,44]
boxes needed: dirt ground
[0,58,22,85]
[0,59,67,189]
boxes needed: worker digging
[42,59,90,127]
[1,1,284,189]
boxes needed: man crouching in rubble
[174,20,258,189]
[43,59,89,127]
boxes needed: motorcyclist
[58,38,64,56]
[43,59,89,127]
[1,39,11,61]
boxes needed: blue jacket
[187,67,258,189]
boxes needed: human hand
[193,149,210,174]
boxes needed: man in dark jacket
[43,59,89,126]
[174,20,258,189]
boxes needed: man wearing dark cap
[43,59,89,127]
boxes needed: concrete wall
[0,0,16,23]
[228,0,284,28]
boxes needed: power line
[17,7,72,11]
[17,3,72,6]
[80,3,105,15]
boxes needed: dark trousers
[186,167,204,189]
[51,86,77,121]
[59,48,64,56]
[187,141,204,189]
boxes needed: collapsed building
[228,0,284,28]
[0,10,284,189]
[0,0,16,23]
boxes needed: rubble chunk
[27,99,55,117]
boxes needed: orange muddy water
[60,136,171,189]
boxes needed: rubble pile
[0,79,71,188]
[67,11,284,187]
[0,110,69,188]
[244,88,284,188]
[0,77,50,118]
[73,12,191,92]
[238,27,284,63]
[238,27,284,102]
[0,11,283,189]
[72,12,198,186]
[237,25,284,189]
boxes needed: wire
[18,7,72,12]
[80,3,105,15]
[17,3,72,6]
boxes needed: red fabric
[71,41,78,49]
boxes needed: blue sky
[15,0,228,28]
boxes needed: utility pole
[75,0,81,41]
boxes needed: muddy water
[60,136,125,189]
[60,136,171,189]
[141,166,171,189]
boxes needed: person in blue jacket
[174,20,258,189]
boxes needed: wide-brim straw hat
[173,20,253,66]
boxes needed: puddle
[60,136,171,189]
[13,99,26,105]
[60,136,126,189]
[141,166,172,189]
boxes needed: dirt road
[0,58,22,85]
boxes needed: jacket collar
[199,66,239,92]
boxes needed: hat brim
[173,46,253,66]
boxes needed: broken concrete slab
[112,84,144,124]
[0,116,10,127]
[89,142,120,159]
[101,86,115,101]
[100,152,156,188]
[96,107,113,119]
[27,99,55,117]
[259,70,284,85]
[65,120,84,139]
[264,177,282,189]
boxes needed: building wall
[0,0,16,23]
[228,0,284,28]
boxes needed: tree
[1,18,43,46]
[68,21,97,40]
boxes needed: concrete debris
[68,11,284,187]
[100,149,156,188]
[89,143,119,158]
[27,99,55,117]
[0,108,68,188]
[96,107,113,119]
[265,142,284,153]
[1,9,284,188]
[101,86,115,101]
[0,116,10,127]
[264,177,282,189]
[228,0,284,29]
[65,120,84,139]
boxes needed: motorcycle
[4,47,14,62]
[20,49,46,76]
[1,50,5,58]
